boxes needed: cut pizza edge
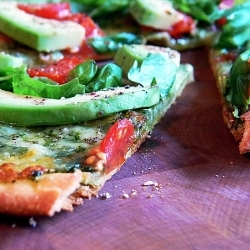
[0,63,193,217]
[209,48,250,154]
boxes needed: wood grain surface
[1,48,250,250]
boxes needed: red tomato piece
[27,56,83,84]
[18,2,108,83]
[17,3,105,38]
[17,2,71,20]
[216,17,227,28]
[167,14,196,39]
[64,13,105,38]
[100,119,135,173]
[27,43,111,84]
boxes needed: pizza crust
[209,49,250,154]
[0,170,82,216]
[238,112,250,154]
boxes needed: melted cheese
[0,114,119,172]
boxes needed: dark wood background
[1,48,250,250]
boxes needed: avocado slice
[114,44,180,76]
[0,2,85,52]
[129,0,183,30]
[0,85,160,126]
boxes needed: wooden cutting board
[1,48,250,250]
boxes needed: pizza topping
[0,163,17,182]
[114,44,180,76]
[85,147,107,172]
[18,165,47,179]
[0,163,47,182]
[129,0,196,39]
[100,118,135,174]
[212,1,250,49]
[167,14,196,39]
[0,84,160,126]
[27,56,84,85]
[224,49,250,111]
[0,1,85,52]
[84,118,135,174]
[17,2,72,20]
[129,0,184,31]
[17,2,104,38]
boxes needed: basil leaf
[67,59,98,84]
[85,63,122,92]
[128,54,177,97]
[0,65,27,91]
[12,74,85,99]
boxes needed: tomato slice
[27,55,83,84]
[27,42,111,84]
[100,119,135,174]
[64,13,105,38]
[17,3,104,38]
[18,2,107,83]
[167,14,196,39]
[17,2,71,20]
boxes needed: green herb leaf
[172,0,221,23]
[225,49,250,109]
[212,2,250,49]
[128,54,177,97]
[85,63,122,92]
[67,59,98,84]
[0,65,27,92]
[12,75,85,99]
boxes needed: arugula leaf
[85,63,122,92]
[128,54,177,97]
[88,33,142,54]
[12,75,85,99]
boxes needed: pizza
[0,0,248,217]
[0,1,194,216]
[208,1,250,154]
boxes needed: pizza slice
[209,1,250,154]
[0,2,194,216]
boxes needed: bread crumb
[122,192,129,199]
[29,217,37,227]
[130,189,137,197]
[142,181,159,187]
[98,192,112,200]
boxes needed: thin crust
[0,59,193,217]
[0,170,82,217]
[209,49,250,154]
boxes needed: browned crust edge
[0,170,82,217]
[209,49,250,154]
